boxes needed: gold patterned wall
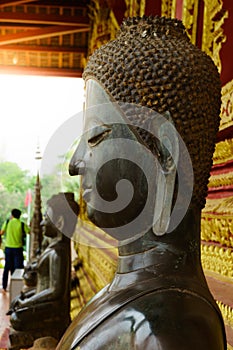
[201,0,228,73]
[164,0,229,75]
[161,0,176,18]
[70,220,118,319]
[182,0,199,44]
[221,79,233,130]
[88,0,119,56]
[200,79,233,279]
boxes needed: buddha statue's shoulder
[58,283,226,350]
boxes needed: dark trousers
[2,247,24,290]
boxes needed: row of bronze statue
[9,15,227,350]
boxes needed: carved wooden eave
[0,0,90,77]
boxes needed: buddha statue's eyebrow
[129,124,161,158]
[88,125,112,147]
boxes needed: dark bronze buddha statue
[57,16,226,350]
[8,192,79,350]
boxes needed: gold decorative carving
[213,138,233,164]
[220,79,233,130]
[161,0,176,18]
[203,196,233,215]
[216,301,233,350]
[202,0,228,73]
[216,300,233,350]
[88,1,119,55]
[201,211,233,247]
[124,0,140,17]
[182,0,199,45]
[73,220,118,289]
[208,171,233,188]
[139,0,146,17]
[124,0,145,17]
[201,243,233,278]
[217,300,233,328]
[204,197,226,213]
[215,299,233,350]
[109,11,120,39]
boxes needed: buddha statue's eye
[88,125,111,147]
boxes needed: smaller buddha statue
[8,192,79,350]
[22,249,41,291]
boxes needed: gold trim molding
[220,79,233,131]
[202,0,228,73]
[182,0,199,45]
[201,244,233,278]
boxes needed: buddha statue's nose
[69,160,85,176]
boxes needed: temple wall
[71,0,233,347]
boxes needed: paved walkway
[0,269,10,349]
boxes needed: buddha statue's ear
[56,215,65,233]
[150,111,179,236]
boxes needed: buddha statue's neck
[117,206,203,277]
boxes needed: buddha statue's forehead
[84,79,129,130]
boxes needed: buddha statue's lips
[69,160,85,176]
[82,188,92,201]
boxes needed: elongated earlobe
[149,111,179,236]
[56,215,64,232]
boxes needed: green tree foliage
[0,161,36,227]
[0,161,34,193]
[0,154,80,229]
[0,189,24,226]
[40,173,61,211]
[40,159,80,209]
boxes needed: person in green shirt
[0,208,30,293]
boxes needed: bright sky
[0,74,84,175]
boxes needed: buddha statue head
[60,18,226,350]
[43,192,80,239]
[70,16,221,244]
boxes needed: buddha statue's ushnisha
[58,16,226,350]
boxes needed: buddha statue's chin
[86,202,154,245]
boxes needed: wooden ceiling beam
[0,25,90,45]
[0,43,87,53]
[0,64,83,77]
[0,24,41,29]
[0,12,89,26]
[0,0,39,8]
